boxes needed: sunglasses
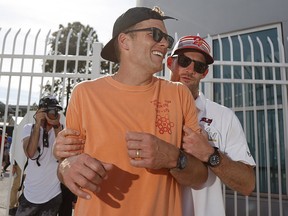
[176,54,208,74]
[124,27,174,49]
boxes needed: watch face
[210,155,220,166]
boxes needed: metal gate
[1,28,288,216]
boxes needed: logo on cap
[172,35,214,65]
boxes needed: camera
[38,96,63,120]
[44,108,59,120]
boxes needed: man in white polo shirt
[167,35,256,216]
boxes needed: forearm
[57,161,65,183]
[211,153,255,195]
[23,124,41,158]
[170,153,208,188]
[125,132,208,187]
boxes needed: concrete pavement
[0,168,75,216]
[0,171,12,216]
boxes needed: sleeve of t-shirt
[22,124,33,141]
[179,84,201,134]
[224,111,256,166]
[66,83,85,136]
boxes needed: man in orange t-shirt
[55,6,208,216]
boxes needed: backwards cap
[171,35,214,65]
[101,6,175,63]
[38,95,63,110]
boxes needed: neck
[188,85,200,100]
[113,70,154,86]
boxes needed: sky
[0,0,136,105]
[0,0,136,45]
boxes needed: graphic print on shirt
[200,117,222,149]
[151,99,174,134]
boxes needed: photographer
[16,96,63,216]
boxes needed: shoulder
[205,99,242,128]
[206,99,234,114]
[71,76,110,100]
[74,76,109,89]
[202,99,238,126]
[156,77,190,93]
[22,124,34,138]
[23,123,33,130]
[157,77,183,87]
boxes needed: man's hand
[34,108,46,125]
[126,131,178,170]
[182,126,214,163]
[58,153,113,199]
[53,128,85,161]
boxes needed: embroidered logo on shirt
[200,117,213,126]
[200,119,220,145]
[151,100,174,134]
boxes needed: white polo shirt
[183,92,256,216]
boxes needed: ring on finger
[136,149,141,158]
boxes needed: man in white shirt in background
[167,35,256,216]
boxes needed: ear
[167,56,173,70]
[202,69,209,78]
[167,56,180,82]
[118,33,130,50]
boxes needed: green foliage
[45,21,98,73]
[43,21,119,112]
[43,22,98,111]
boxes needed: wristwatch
[176,149,187,170]
[206,147,221,167]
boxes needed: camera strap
[29,124,48,167]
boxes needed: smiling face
[120,19,171,75]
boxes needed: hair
[114,23,139,63]
[114,39,120,63]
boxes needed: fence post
[91,42,103,79]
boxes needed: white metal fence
[0,28,288,216]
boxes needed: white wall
[137,0,288,60]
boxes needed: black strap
[29,124,47,167]
[18,159,28,191]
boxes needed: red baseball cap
[171,35,214,64]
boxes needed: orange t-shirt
[66,76,200,216]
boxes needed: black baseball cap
[38,96,63,110]
[101,6,176,63]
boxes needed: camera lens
[46,109,58,120]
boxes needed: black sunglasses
[176,54,208,74]
[124,27,174,49]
